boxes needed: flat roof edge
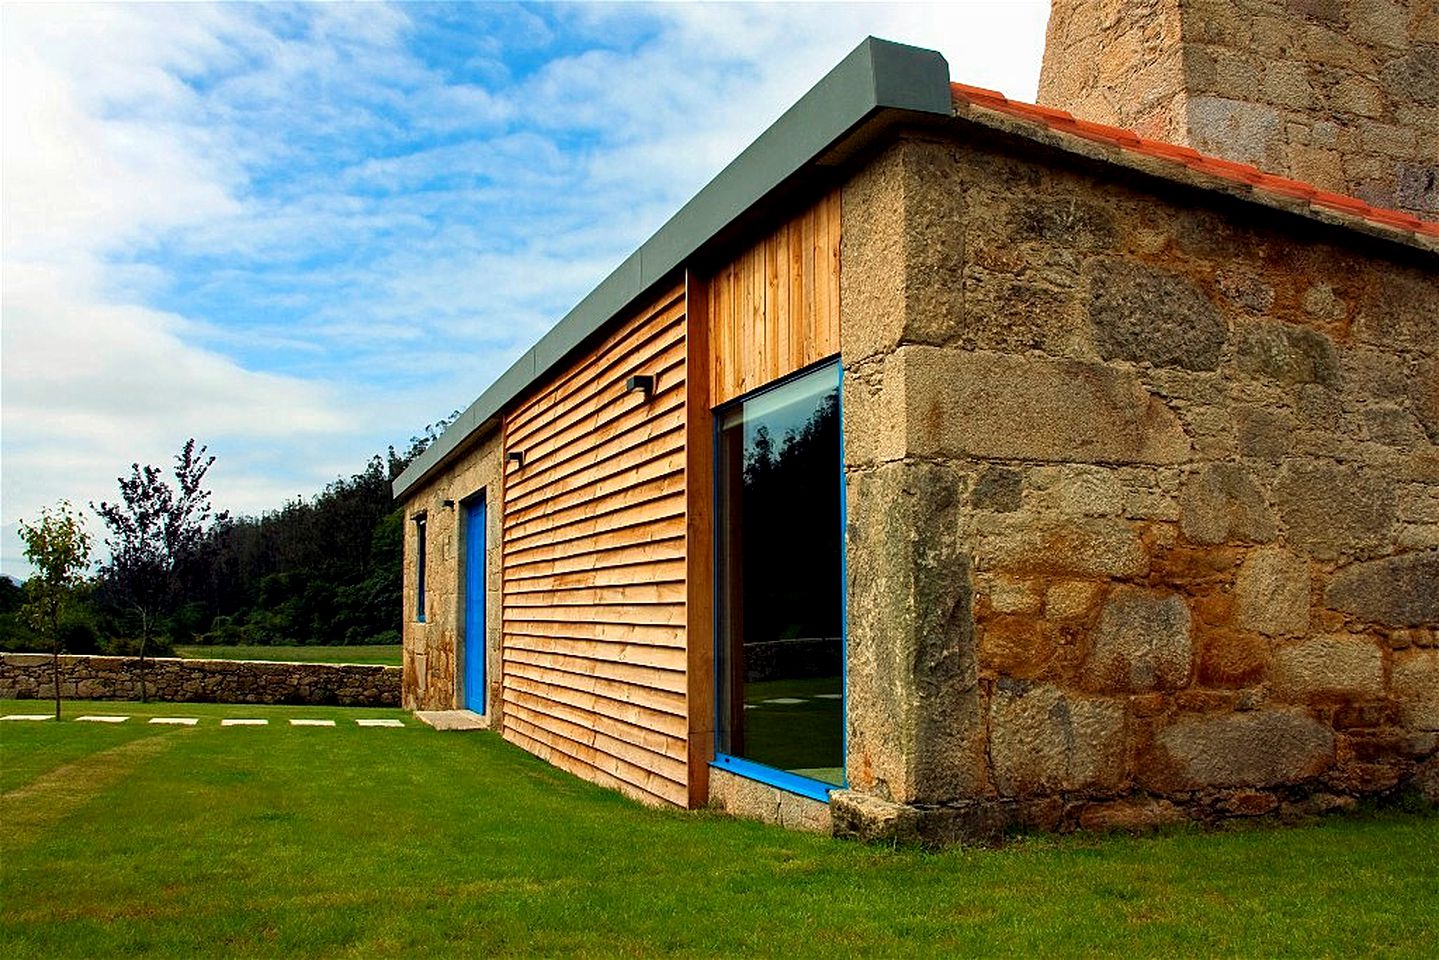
[392,37,951,501]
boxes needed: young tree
[94,439,227,700]
[18,501,93,719]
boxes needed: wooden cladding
[709,190,841,406]
[490,191,843,809]
[501,285,690,808]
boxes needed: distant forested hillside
[2,415,455,655]
[190,451,407,648]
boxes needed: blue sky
[1,1,1049,577]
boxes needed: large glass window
[715,361,843,792]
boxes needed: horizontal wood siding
[501,285,690,808]
[709,190,841,406]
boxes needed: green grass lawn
[173,644,402,666]
[1,698,1436,958]
[743,676,843,784]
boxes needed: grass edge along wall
[397,38,1439,841]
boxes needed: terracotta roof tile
[949,82,1439,242]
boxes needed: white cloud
[1,26,235,260]
[1,2,1050,577]
[1,4,359,574]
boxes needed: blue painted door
[463,497,486,713]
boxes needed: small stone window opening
[414,512,428,623]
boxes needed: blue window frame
[712,360,846,802]
[414,513,427,623]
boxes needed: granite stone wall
[0,653,400,707]
[836,133,1439,843]
[401,428,503,718]
[708,768,832,834]
[1039,0,1439,220]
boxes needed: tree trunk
[52,641,61,720]
[49,597,62,720]
[138,607,151,704]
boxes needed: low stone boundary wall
[0,653,400,708]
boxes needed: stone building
[1040,0,1439,219]
[395,9,1438,841]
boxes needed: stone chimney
[1038,0,1439,220]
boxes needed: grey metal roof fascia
[393,36,951,501]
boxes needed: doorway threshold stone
[415,709,486,731]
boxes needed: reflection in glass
[716,362,843,786]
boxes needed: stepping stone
[76,715,129,723]
[356,719,404,728]
[1,714,53,721]
[289,719,335,727]
[762,698,806,705]
[150,717,198,726]
[414,710,484,731]
[221,718,267,726]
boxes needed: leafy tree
[0,577,37,650]
[85,411,457,657]
[185,411,457,649]
[17,501,93,719]
[93,439,227,699]
[0,576,23,615]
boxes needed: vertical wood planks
[682,269,715,808]
[708,190,841,406]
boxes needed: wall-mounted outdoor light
[508,450,525,468]
[626,374,655,399]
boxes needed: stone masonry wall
[708,768,832,834]
[836,132,1439,843]
[0,653,399,707]
[1039,0,1439,220]
[401,428,503,717]
[1040,0,1188,144]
